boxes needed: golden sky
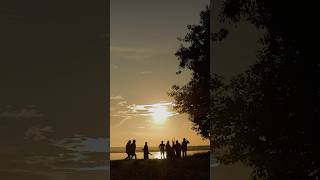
[110,0,210,147]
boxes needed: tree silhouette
[171,1,320,179]
[168,6,227,139]
[211,0,320,179]
[168,7,212,139]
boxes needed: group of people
[124,140,137,160]
[124,138,190,160]
[158,138,190,159]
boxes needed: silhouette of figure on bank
[159,141,165,159]
[182,138,190,158]
[125,140,132,160]
[175,140,182,158]
[172,141,176,157]
[130,140,137,159]
[143,142,150,160]
[165,140,174,160]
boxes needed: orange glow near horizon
[110,98,210,147]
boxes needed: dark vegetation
[170,1,320,179]
[168,7,211,139]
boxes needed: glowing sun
[150,106,170,124]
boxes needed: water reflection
[110,150,209,160]
[153,151,164,159]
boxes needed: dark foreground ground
[111,152,210,180]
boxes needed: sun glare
[150,106,170,124]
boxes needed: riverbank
[110,152,209,180]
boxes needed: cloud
[54,137,108,153]
[0,106,43,118]
[127,102,178,117]
[111,47,154,61]
[111,115,132,128]
[111,47,153,54]
[110,95,178,128]
[117,101,127,106]
[110,95,124,100]
[111,99,178,128]
[25,126,53,142]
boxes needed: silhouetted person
[130,139,137,159]
[172,141,176,157]
[181,138,190,158]
[143,142,150,160]
[124,140,132,160]
[175,140,182,158]
[159,141,165,159]
[165,140,174,160]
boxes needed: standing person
[124,140,132,160]
[131,139,137,159]
[165,140,172,160]
[175,140,182,158]
[172,141,176,158]
[143,142,150,160]
[181,138,190,158]
[159,141,165,159]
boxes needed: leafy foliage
[172,1,320,179]
[211,0,320,179]
[168,7,212,139]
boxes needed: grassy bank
[110,152,209,180]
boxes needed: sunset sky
[110,0,210,147]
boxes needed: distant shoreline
[110,145,210,153]
[110,149,211,153]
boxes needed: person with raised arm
[181,138,190,158]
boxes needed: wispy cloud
[25,126,53,142]
[54,136,108,153]
[127,102,176,116]
[111,97,178,128]
[111,47,154,61]
[0,107,43,118]
[110,95,124,100]
[117,101,127,106]
[112,116,132,128]
[111,47,153,54]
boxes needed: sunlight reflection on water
[110,150,208,160]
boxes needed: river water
[110,150,209,160]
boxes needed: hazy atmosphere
[110,0,210,147]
